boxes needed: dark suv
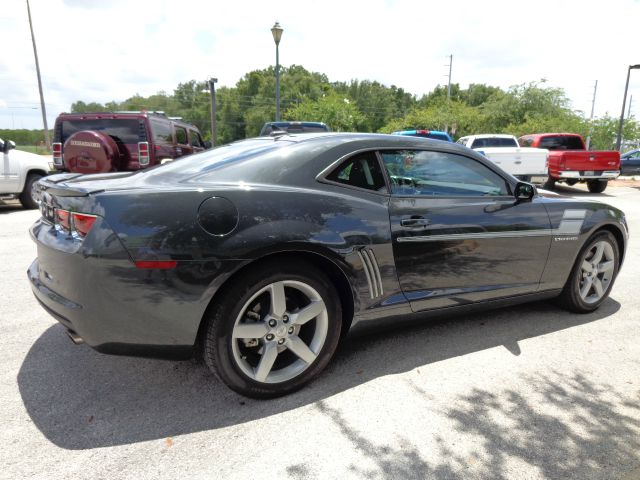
[52,111,209,174]
[259,121,330,136]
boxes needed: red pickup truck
[518,133,620,193]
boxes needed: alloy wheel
[231,280,328,383]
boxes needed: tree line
[4,64,639,150]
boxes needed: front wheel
[19,173,43,209]
[203,261,342,398]
[557,231,619,313]
[587,180,608,193]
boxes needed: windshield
[61,119,142,144]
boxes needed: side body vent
[356,247,384,299]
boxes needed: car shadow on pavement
[18,298,621,450]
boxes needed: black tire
[19,173,43,209]
[556,231,619,313]
[203,260,342,398]
[543,177,556,190]
[587,180,608,193]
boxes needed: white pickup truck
[1,139,50,209]
[456,134,548,185]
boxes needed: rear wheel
[587,180,608,193]
[543,177,556,190]
[19,173,43,209]
[203,261,342,398]
[557,231,619,313]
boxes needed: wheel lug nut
[278,339,285,345]
[266,334,274,341]
[283,315,289,323]
[288,327,294,334]
[268,319,277,327]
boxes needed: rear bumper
[514,174,548,184]
[556,170,620,180]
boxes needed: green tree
[284,92,366,132]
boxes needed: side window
[151,120,173,144]
[175,126,188,145]
[380,150,509,197]
[189,130,203,147]
[326,151,387,193]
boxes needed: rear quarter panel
[539,197,627,290]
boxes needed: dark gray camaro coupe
[29,133,628,397]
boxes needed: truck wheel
[543,177,556,190]
[19,173,43,209]
[587,180,608,193]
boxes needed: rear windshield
[537,136,584,150]
[149,139,290,177]
[60,119,142,144]
[470,137,518,148]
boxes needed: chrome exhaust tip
[66,330,84,345]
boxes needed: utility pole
[447,54,453,101]
[26,0,50,150]
[443,54,453,133]
[208,78,218,146]
[628,94,633,118]
[585,80,598,150]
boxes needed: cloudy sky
[1,0,639,130]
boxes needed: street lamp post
[271,22,283,122]
[615,64,640,151]
[208,78,218,147]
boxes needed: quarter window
[380,150,509,197]
[326,151,387,193]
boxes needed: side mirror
[203,141,212,149]
[514,181,535,202]
[2,139,16,154]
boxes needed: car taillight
[54,209,97,238]
[417,129,430,135]
[52,142,63,166]
[138,141,150,166]
[55,209,70,230]
[72,213,97,237]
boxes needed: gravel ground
[1,183,639,480]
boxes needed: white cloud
[1,0,639,129]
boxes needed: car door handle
[401,216,431,227]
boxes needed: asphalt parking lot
[1,183,639,480]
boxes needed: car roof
[55,112,200,130]
[264,121,328,127]
[465,134,515,139]
[142,132,497,189]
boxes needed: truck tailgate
[554,151,620,172]
[480,147,547,176]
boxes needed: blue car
[391,129,453,142]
